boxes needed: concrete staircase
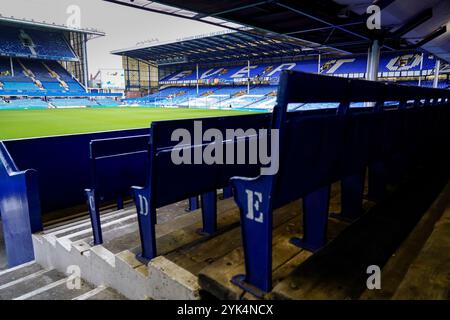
[31,199,224,300]
[1,198,203,300]
[0,261,125,300]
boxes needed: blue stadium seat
[229,70,450,297]
[132,113,272,260]
[50,98,98,107]
[0,57,85,96]
[96,98,121,106]
[0,98,49,110]
[0,25,77,61]
[159,52,438,84]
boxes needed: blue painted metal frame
[187,196,199,211]
[230,70,450,297]
[85,134,150,245]
[132,113,272,260]
[222,186,233,199]
[199,190,217,235]
[0,142,43,267]
[290,185,331,251]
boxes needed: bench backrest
[89,135,150,202]
[271,71,450,209]
[148,113,272,208]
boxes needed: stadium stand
[159,52,437,84]
[0,97,121,110]
[95,98,122,106]
[0,20,98,102]
[0,57,85,96]
[122,51,447,111]
[2,35,446,111]
[0,98,49,110]
[0,25,77,61]
[50,98,99,107]
[124,85,279,109]
[126,73,449,110]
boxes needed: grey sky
[0,0,225,76]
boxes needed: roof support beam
[345,0,396,24]
[206,1,275,17]
[391,8,433,38]
[276,2,371,43]
[285,22,364,36]
[410,25,447,49]
[275,0,396,51]
[104,0,247,34]
[372,0,396,11]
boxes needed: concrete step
[0,261,127,300]
[42,200,193,253]
[79,286,127,300]
[32,197,237,299]
[41,208,139,252]
[44,208,136,239]
[0,261,44,286]
[41,200,189,250]
[15,275,94,300]
[0,268,66,299]
[43,199,189,238]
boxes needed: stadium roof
[105,0,450,63]
[112,30,345,65]
[0,15,105,38]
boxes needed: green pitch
[0,107,254,140]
